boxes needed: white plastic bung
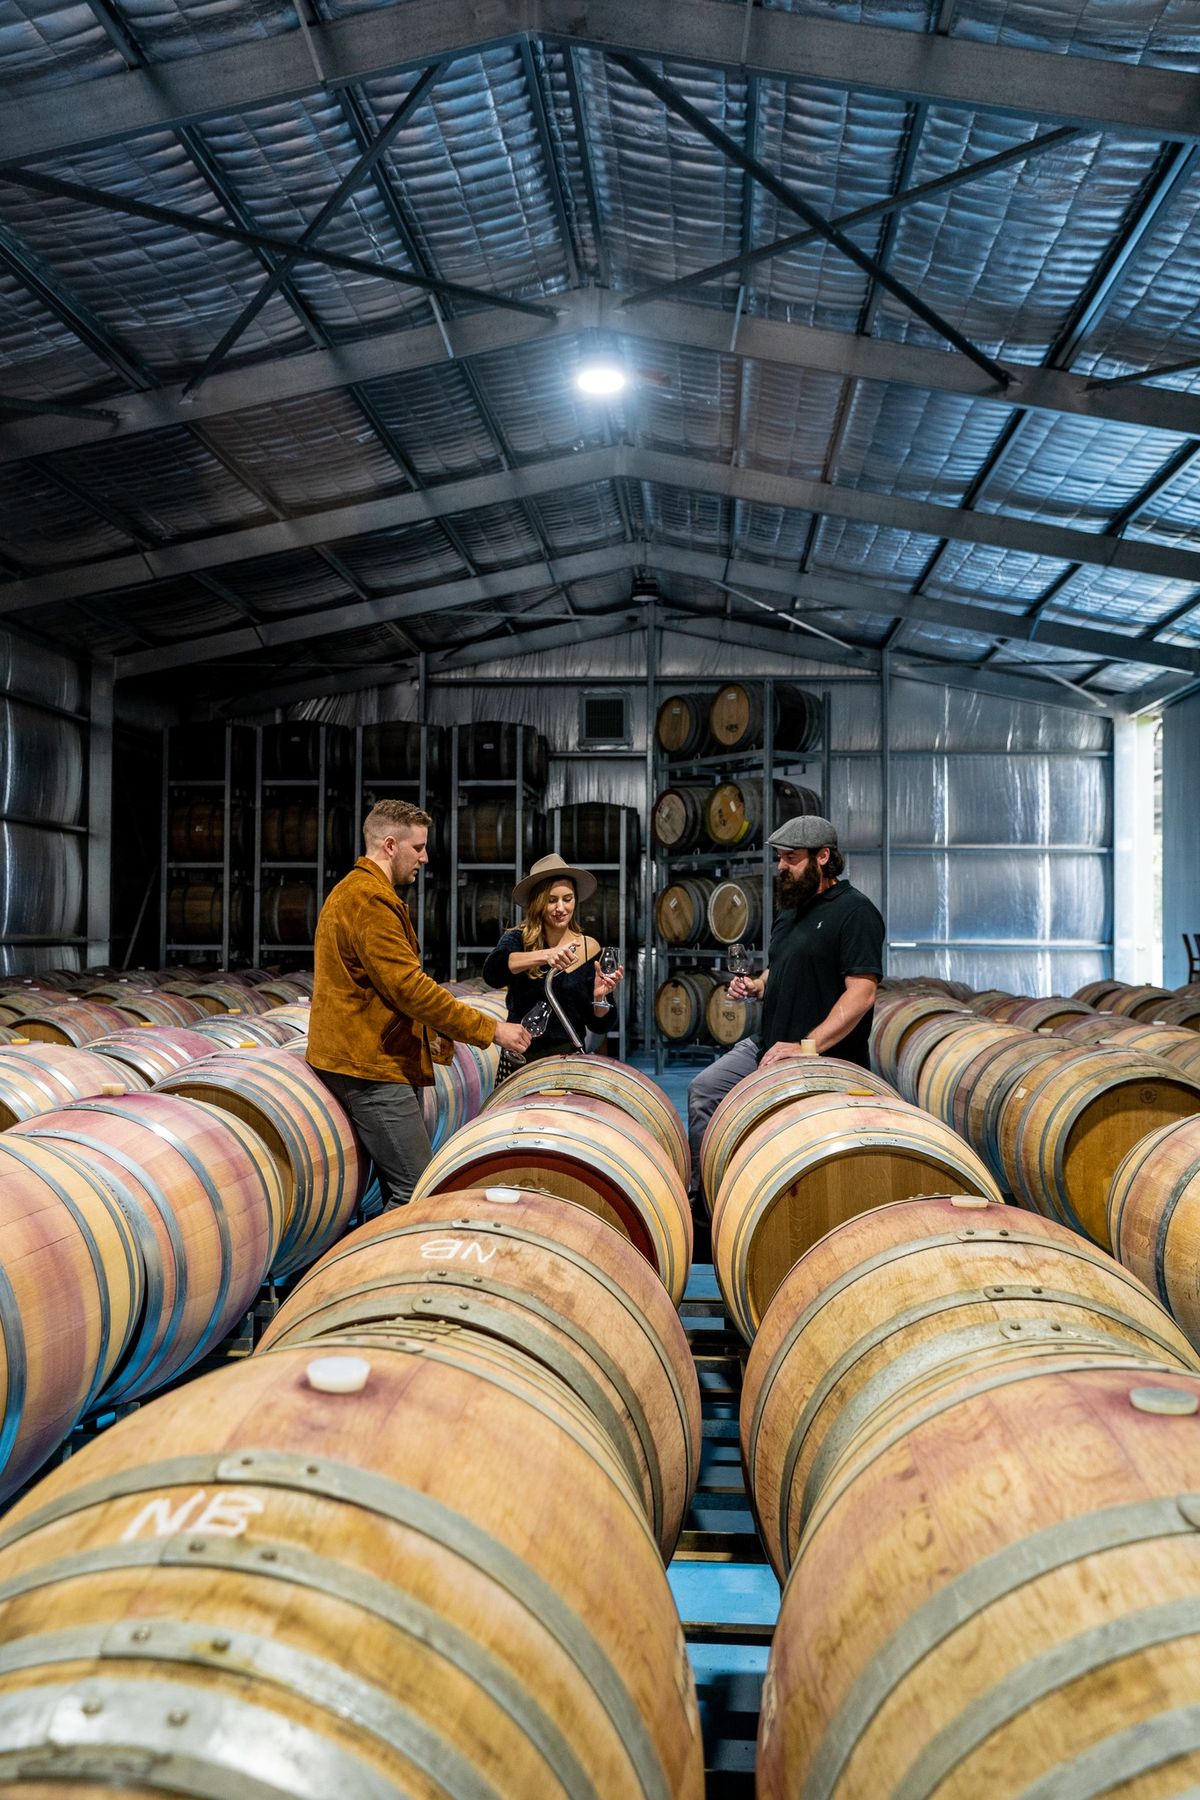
[306,1355,371,1395]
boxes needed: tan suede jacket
[306,857,496,1086]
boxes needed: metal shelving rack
[649,680,831,1072]
[253,722,353,965]
[449,722,543,975]
[160,723,253,968]
[355,720,444,971]
[550,805,640,1063]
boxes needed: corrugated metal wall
[295,637,1112,992]
[0,629,87,974]
[1162,689,1200,991]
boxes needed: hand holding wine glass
[594,945,624,1011]
[726,941,756,1002]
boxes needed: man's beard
[775,861,822,910]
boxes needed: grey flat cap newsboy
[767,814,839,850]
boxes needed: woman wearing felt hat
[482,853,624,1060]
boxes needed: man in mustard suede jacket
[308,797,531,1206]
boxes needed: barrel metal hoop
[65,1106,238,1373]
[0,1620,506,1800]
[0,1677,401,1800]
[1017,1703,1200,1800]
[802,1481,1200,1800]
[775,1287,1186,1566]
[0,1537,593,1798]
[280,1281,659,1537]
[1149,1151,1200,1315]
[0,1135,128,1420]
[799,1326,1165,1539]
[0,1448,668,1800]
[894,1598,1200,1800]
[288,1216,697,1505]
[20,1126,175,1401]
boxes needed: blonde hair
[520,879,578,950]
[363,798,431,846]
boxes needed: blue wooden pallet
[672,1261,779,1796]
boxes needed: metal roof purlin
[181,61,447,396]
[611,51,1011,389]
[105,543,1200,681]
[618,123,1079,312]
[4,0,1200,168]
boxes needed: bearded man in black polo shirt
[686,814,885,1204]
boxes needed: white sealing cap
[484,1187,523,1205]
[306,1355,371,1395]
[950,1195,991,1209]
[1129,1386,1199,1417]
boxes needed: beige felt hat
[512,853,598,910]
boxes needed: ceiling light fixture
[576,361,627,397]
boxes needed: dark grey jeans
[311,1069,432,1209]
[686,1036,762,1203]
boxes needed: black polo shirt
[758,879,885,1067]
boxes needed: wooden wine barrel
[655,972,716,1045]
[555,802,639,861]
[361,719,444,784]
[261,801,352,864]
[705,977,760,1049]
[707,875,761,947]
[0,991,68,1025]
[1157,1033,1200,1080]
[741,1194,1199,1579]
[458,875,511,947]
[1003,995,1098,1031]
[1106,982,1177,1019]
[0,1043,142,1126]
[260,881,318,946]
[456,802,541,865]
[166,881,247,943]
[997,1047,1200,1249]
[255,977,312,1005]
[89,1027,217,1087]
[869,992,972,1086]
[710,1092,1003,1342]
[458,721,549,789]
[0,1337,704,1799]
[1073,978,1127,1006]
[910,1017,1027,1129]
[655,877,715,947]
[260,1001,312,1039]
[259,1188,702,1558]
[482,1055,690,1187]
[10,1093,284,1403]
[927,1029,1062,1188]
[576,875,637,947]
[708,682,822,754]
[704,779,822,852]
[891,1011,983,1107]
[0,1134,143,1501]
[176,979,275,1017]
[189,1015,297,1049]
[12,1001,131,1048]
[154,1049,363,1278]
[167,798,245,862]
[1057,1015,1196,1056]
[756,1360,1200,1800]
[409,1100,693,1305]
[260,720,350,780]
[1155,995,1200,1029]
[420,1054,470,1151]
[656,692,712,758]
[651,786,708,852]
[82,983,205,1027]
[698,1058,895,1211]
[1108,1116,1200,1349]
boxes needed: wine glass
[726,941,752,977]
[506,999,553,1068]
[598,946,620,977]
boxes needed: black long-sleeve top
[482,928,600,1057]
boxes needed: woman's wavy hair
[519,878,578,951]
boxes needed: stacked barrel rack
[552,800,642,1062]
[650,680,830,1067]
[253,721,354,966]
[448,720,549,977]
[161,722,254,967]
[356,719,447,968]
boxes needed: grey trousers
[686,1036,762,1202]
[312,1069,432,1209]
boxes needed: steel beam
[12,288,1200,469]
[109,538,1200,681]
[3,0,1199,168]
[17,443,1200,616]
